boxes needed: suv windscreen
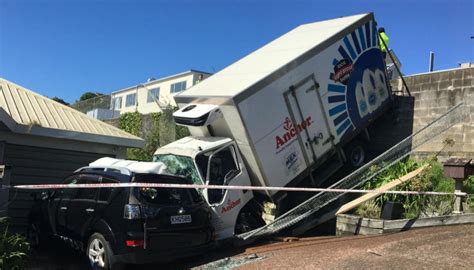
[133,174,202,205]
[152,154,203,185]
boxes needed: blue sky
[1,0,473,103]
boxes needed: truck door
[285,75,334,166]
[200,143,247,240]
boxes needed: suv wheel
[87,233,115,270]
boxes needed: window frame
[147,87,160,103]
[205,144,240,182]
[112,96,122,110]
[125,93,137,107]
[170,81,187,93]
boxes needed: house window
[125,93,136,107]
[147,88,160,103]
[111,97,122,110]
[170,81,187,93]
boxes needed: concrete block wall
[391,67,474,159]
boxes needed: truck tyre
[87,233,122,270]
[344,140,366,168]
[235,201,265,235]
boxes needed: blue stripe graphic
[343,36,357,60]
[358,27,366,50]
[364,22,371,48]
[372,21,378,47]
[350,31,361,54]
[333,59,339,66]
[328,95,345,103]
[341,124,354,137]
[329,104,346,116]
[333,111,348,126]
[336,119,351,135]
[328,84,345,93]
[338,46,351,62]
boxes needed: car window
[138,187,194,205]
[99,177,117,202]
[208,145,239,184]
[207,145,240,204]
[74,175,99,201]
[58,175,80,199]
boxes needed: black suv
[28,167,214,269]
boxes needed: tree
[79,92,103,102]
[52,97,70,106]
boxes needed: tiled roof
[0,78,144,148]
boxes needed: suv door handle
[85,208,95,213]
[60,206,68,211]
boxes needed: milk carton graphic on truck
[153,13,392,240]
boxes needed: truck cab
[153,136,254,240]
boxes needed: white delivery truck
[153,13,392,240]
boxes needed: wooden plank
[336,222,384,235]
[383,213,474,232]
[336,164,429,215]
[337,214,384,228]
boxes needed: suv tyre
[87,233,119,270]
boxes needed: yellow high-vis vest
[379,32,389,52]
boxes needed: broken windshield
[153,154,203,185]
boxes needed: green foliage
[465,175,474,210]
[119,111,142,136]
[79,92,103,101]
[0,218,30,270]
[51,97,70,106]
[119,112,147,161]
[355,200,381,219]
[119,107,190,161]
[356,158,458,219]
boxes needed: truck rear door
[284,75,334,166]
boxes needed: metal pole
[429,51,435,72]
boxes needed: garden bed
[336,213,474,235]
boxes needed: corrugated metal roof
[0,78,144,148]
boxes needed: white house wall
[112,72,211,115]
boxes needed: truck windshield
[152,154,203,185]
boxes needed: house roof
[0,78,144,148]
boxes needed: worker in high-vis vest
[378,27,389,60]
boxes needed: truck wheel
[87,233,121,270]
[235,211,265,235]
[344,140,366,168]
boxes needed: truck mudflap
[237,103,467,240]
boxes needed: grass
[0,218,30,270]
[355,157,474,219]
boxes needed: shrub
[119,107,190,161]
[0,218,30,270]
[356,158,458,219]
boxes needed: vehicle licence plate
[170,215,192,224]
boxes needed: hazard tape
[3,182,469,197]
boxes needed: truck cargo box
[174,13,392,197]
